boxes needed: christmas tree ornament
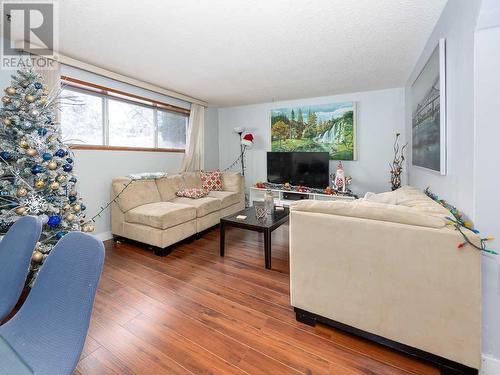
[47,161,58,170]
[37,127,48,136]
[39,214,49,224]
[49,181,60,190]
[19,139,29,148]
[54,149,65,157]
[26,148,37,156]
[63,203,70,211]
[63,164,73,172]
[42,152,52,161]
[56,174,66,183]
[69,176,77,183]
[66,213,75,222]
[55,231,66,240]
[2,118,11,126]
[31,251,43,263]
[1,96,11,104]
[34,180,45,189]
[39,97,47,105]
[25,94,35,103]
[73,204,81,212]
[16,188,28,197]
[34,83,42,90]
[47,215,61,228]
[69,190,77,197]
[5,87,16,95]
[30,109,40,117]
[66,157,73,164]
[15,206,26,215]
[0,151,10,160]
[31,165,44,174]
[69,196,77,203]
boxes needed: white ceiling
[59,0,447,106]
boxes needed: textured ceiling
[59,0,447,106]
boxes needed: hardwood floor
[75,224,439,375]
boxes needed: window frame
[60,76,189,153]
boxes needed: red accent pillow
[176,188,208,199]
[201,170,222,191]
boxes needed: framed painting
[411,38,446,175]
[270,102,357,160]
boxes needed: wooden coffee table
[220,206,289,269]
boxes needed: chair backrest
[0,216,42,321]
[0,232,105,375]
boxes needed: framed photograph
[271,102,357,160]
[411,38,446,175]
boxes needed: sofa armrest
[222,172,244,194]
[289,210,481,369]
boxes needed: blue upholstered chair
[0,232,105,375]
[0,216,42,322]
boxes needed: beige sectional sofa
[289,186,481,373]
[111,171,244,254]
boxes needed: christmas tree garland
[424,187,496,255]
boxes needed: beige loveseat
[111,171,244,254]
[290,186,481,373]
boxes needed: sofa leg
[294,308,317,327]
[112,235,124,243]
[154,246,173,257]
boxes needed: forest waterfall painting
[411,38,446,174]
[271,102,356,160]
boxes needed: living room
[0,0,499,374]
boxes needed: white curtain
[180,104,205,172]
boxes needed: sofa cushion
[201,170,223,191]
[156,174,185,201]
[221,172,243,192]
[207,191,241,208]
[362,191,398,205]
[125,202,196,230]
[176,188,209,199]
[113,178,161,212]
[393,186,451,219]
[290,200,446,228]
[171,196,221,217]
[183,172,202,189]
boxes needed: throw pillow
[176,188,208,199]
[201,170,222,191]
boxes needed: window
[60,77,189,151]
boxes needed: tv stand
[249,187,355,207]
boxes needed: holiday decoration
[330,162,352,193]
[389,133,407,191]
[254,181,356,197]
[232,127,255,176]
[0,69,91,285]
[425,188,496,255]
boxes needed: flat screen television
[267,152,329,188]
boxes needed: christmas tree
[0,69,93,285]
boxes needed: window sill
[69,145,185,153]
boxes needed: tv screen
[267,152,329,188]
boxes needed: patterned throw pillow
[200,170,222,191]
[176,188,208,199]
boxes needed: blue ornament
[54,149,65,157]
[42,152,52,161]
[35,83,43,89]
[0,151,10,160]
[81,204,86,211]
[69,177,77,183]
[55,231,66,240]
[37,128,48,136]
[66,157,73,164]
[31,165,44,174]
[47,215,61,228]
[63,164,73,172]
[69,196,77,203]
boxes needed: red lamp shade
[241,133,254,147]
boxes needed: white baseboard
[93,231,113,241]
[481,355,500,375]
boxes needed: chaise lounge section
[111,171,244,255]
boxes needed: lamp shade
[241,133,254,147]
